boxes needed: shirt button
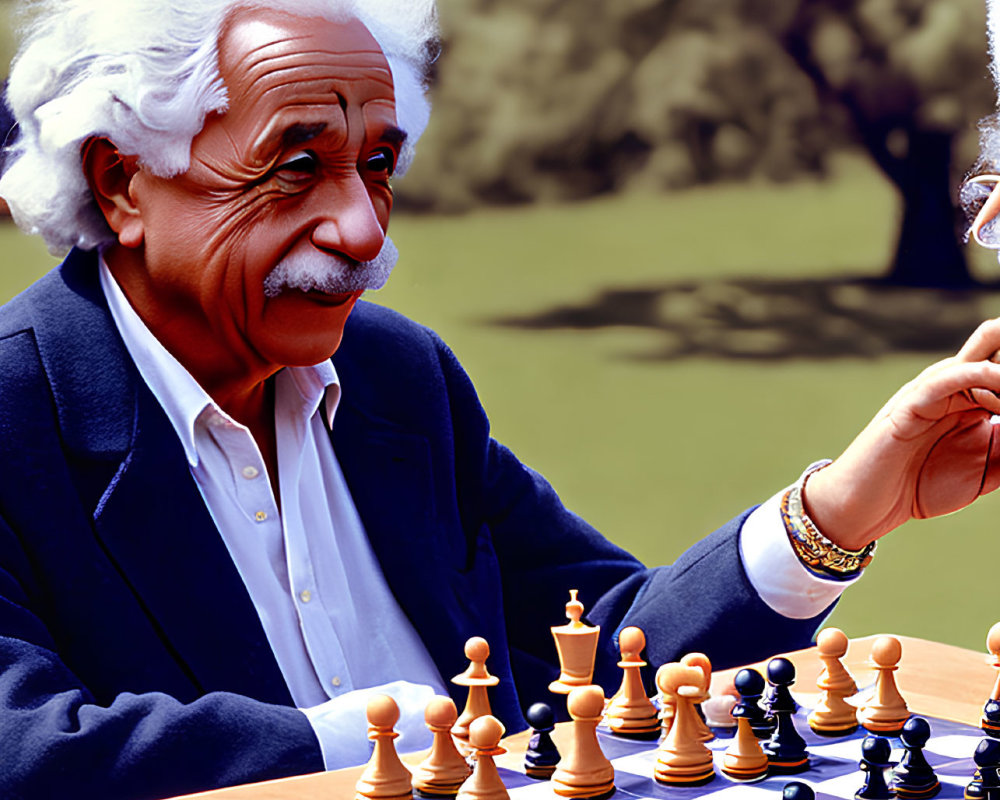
[331,676,341,687]
[242,466,259,479]
[254,511,267,522]
[299,590,311,603]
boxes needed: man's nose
[310,176,386,263]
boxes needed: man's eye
[366,149,395,176]
[275,151,318,176]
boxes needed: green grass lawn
[3,152,999,652]
[382,153,1000,652]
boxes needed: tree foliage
[399,0,996,285]
[401,0,832,209]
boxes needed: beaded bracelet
[780,461,876,580]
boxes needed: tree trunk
[886,129,972,288]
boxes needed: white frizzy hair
[991,0,1000,92]
[982,0,1000,166]
[0,0,438,255]
[961,1,1000,240]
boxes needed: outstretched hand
[803,319,1000,550]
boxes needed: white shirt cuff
[739,488,862,619]
[301,680,437,770]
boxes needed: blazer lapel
[36,252,292,705]
[92,386,293,703]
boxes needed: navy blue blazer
[0,249,830,799]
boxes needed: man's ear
[80,137,144,249]
[970,175,1000,248]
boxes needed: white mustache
[262,237,399,298]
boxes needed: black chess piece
[967,756,986,800]
[784,781,817,800]
[969,739,1000,800]
[764,665,799,715]
[524,702,560,780]
[734,667,774,739]
[763,658,809,774]
[857,735,896,800]
[984,700,1000,739]
[892,716,940,799]
[763,678,778,736]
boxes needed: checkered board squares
[495,708,985,799]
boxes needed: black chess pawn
[763,677,778,735]
[968,739,1000,800]
[984,700,1000,739]
[983,624,1000,738]
[763,658,809,774]
[892,717,940,799]
[764,668,799,715]
[734,667,774,739]
[967,754,986,800]
[524,702,560,780]
[785,781,817,800]
[968,773,985,800]
[857,735,896,800]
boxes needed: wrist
[783,461,876,579]
[800,460,882,550]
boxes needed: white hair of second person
[0,0,438,256]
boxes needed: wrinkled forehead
[216,7,394,116]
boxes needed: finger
[968,387,1000,416]
[970,175,1000,247]
[956,318,1000,363]
[906,360,1000,414]
[982,423,1000,496]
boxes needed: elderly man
[3,0,1000,798]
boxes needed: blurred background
[2,0,1000,652]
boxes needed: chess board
[495,707,985,799]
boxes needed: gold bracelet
[780,461,875,579]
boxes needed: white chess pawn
[654,663,716,787]
[816,628,858,695]
[452,637,500,752]
[456,715,509,800]
[354,695,414,800]
[604,626,659,739]
[412,696,472,798]
[551,685,616,800]
[859,635,910,735]
[809,627,858,735]
[721,706,768,781]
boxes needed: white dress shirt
[99,262,447,768]
[98,259,856,767]
[741,489,860,618]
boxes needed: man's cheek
[198,192,280,254]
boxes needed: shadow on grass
[491,274,1000,361]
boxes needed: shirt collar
[98,257,341,467]
[279,358,341,430]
